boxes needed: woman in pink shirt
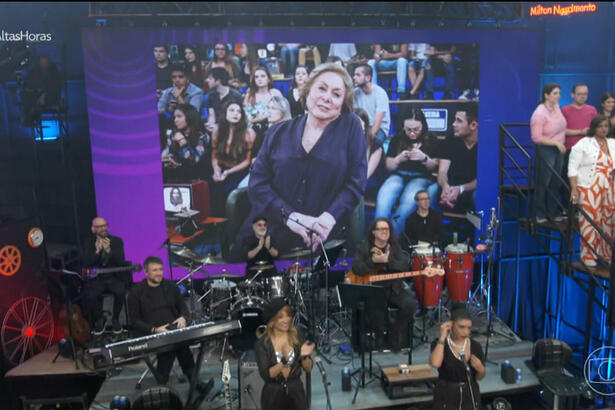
[530,83,567,223]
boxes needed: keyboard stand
[186,341,208,410]
[143,356,164,385]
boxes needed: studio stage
[4,313,541,410]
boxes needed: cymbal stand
[289,263,310,329]
[176,263,205,324]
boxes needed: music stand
[337,283,387,404]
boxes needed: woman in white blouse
[569,115,615,268]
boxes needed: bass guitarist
[82,216,130,335]
[351,217,416,352]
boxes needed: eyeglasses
[373,227,390,232]
[404,127,422,134]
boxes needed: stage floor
[83,314,540,409]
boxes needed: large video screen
[82,28,538,279]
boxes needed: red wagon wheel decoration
[1,296,55,366]
[0,245,21,277]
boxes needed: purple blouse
[234,112,367,255]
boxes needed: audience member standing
[530,83,567,223]
[562,83,597,150]
[598,92,615,138]
[569,115,615,268]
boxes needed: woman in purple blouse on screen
[232,63,367,258]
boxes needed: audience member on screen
[279,43,300,76]
[407,43,429,99]
[154,45,172,99]
[438,105,478,214]
[562,83,598,150]
[328,43,357,67]
[424,44,457,100]
[211,101,255,216]
[568,115,615,268]
[204,67,243,132]
[367,43,408,99]
[162,104,211,181]
[530,83,567,223]
[298,44,322,69]
[598,92,615,138]
[243,66,283,136]
[204,43,242,89]
[375,108,440,234]
[286,65,309,118]
[232,63,366,258]
[183,45,205,89]
[355,108,384,201]
[158,65,203,115]
[352,63,391,143]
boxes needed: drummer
[244,216,279,278]
[404,190,444,249]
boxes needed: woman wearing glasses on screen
[204,43,242,89]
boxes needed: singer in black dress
[429,304,486,410]
[255,298,314,410]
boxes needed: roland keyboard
[102,320,241,364]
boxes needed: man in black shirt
[244,217,278,277]
[204,67,243,133]
[404,190,444,249]
[82,217,129,334]
[352,218,415,352]
[437,104,478,213]
[155,45,172,99]
[127,256,196,385]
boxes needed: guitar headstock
[221,359,231,383]
[424,266,445,277]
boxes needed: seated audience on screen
[158,65,203,116]
[286,65,309,118]
[424,44,457,100]
[438,105,478,214]
[375,108,440,234]
[154,45,172,99]
[367,43,408,99]
[211,101,255,216]
[183,45,205,89]
[279,43,301,76]
[354,108,384,200]
[205,67,243,132]
[243,66,283,138]
[204,43,242,89]
[353,63,391,143]
[406,43,429,99]
[298,44,322,69]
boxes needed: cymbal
[254,260,271,266]
[202,254,226,265]
[247,264,275,271]
[324,239,345,249]
[280,247,311,259]
[208,273,244,281]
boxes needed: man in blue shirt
[158,65,203,115]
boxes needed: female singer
[429,304,486,410]
[255,298,314,410]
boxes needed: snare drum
[265,275,289,300]
[444,243,474,303]
[411,246,444,307]
[210,279,237,319]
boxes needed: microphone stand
[315,358,333,410]
[175,263,205,324]
[286,214,332,364]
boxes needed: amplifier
[238,350,310,409]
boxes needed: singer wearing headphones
[404,189,444,249]
[429,303,485,410]
[255,298,314,410]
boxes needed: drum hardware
[175,263,207,324]
[280,246,312,260]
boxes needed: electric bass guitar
[222,359,232,410]
[345,266,444,285]
[82,264,142,280]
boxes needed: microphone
[459,350,471,373]
[314,356,327,378]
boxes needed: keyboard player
[127,256,196,385]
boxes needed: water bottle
[342,366,351,391]
[515,368,522,383]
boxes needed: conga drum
[444,243,474,303]
[411,246,444,307]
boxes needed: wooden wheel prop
[1,296,54,366]
[0,245,21,277]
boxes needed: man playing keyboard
[127,256,196,385]
[351,218,416,352]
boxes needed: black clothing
[352,241,416,349]
[244,235,277,277]
[440,136,477,186]
[386,135,438,174]
[208,87,243,122]
[430,338,485,410]
[22,64,62,125]
[156,64,173,91]
[404,209,444,248]
[128,279,194,385]
[81,234,129,324]
[255,335,309,410]
[286,88,304,118]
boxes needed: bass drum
[230,297,266,351]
